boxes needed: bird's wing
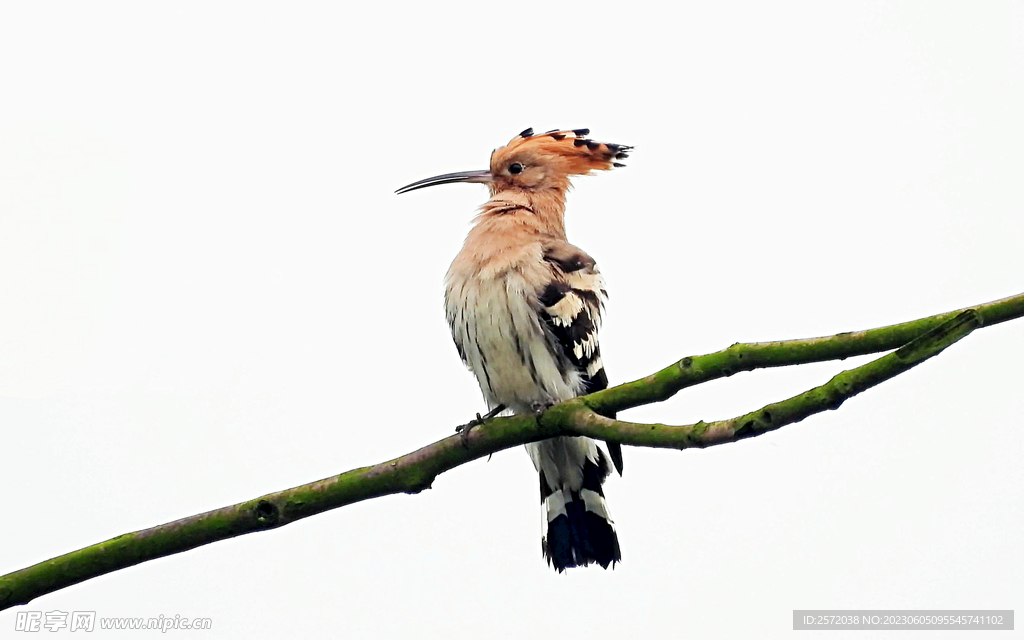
[537,241,622,474]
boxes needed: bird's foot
[530,400,555,419]
[455,404,505,448]
[455,414,484,448]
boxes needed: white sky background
[1,2,1022,638]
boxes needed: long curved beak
[395,169,492,194]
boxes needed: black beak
[395,169,493,194]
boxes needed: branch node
[254,500,279,526]
[736,419,761,439]
[405,477,434,494]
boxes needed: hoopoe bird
[396,128,631,571]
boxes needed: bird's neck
[475,188,568,239]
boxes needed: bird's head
[396,128,631,196]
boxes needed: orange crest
[490,128,631,177]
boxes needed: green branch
[585,292,1024,415]
[1,293,1021,610]
[548,309,982,448]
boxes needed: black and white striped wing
[538,243,622,474]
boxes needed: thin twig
[585,292,1024,415]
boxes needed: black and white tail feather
[531,437,621,571]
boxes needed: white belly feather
[446,268,582,413]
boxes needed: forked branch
[1,293,1021,610]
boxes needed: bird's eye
[508,163,524,175]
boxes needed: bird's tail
[534,438,621,571]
